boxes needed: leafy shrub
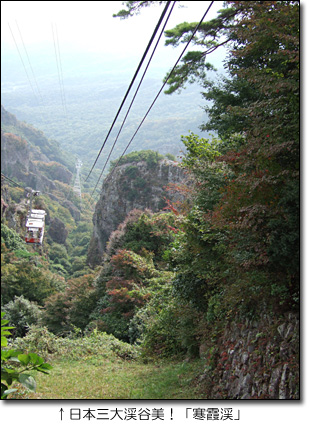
[42,274,97,335]
[7,187,24,203]
[13,325,60,359]
[172,273,209,312]
[14,324,138,361]
[91,250,157,341]
[71,256,88,273]
[2,296,42,338]
[40,292,70,336]
[127,272,201,359]
[13,249,34,259]
[1,259,62,306]
[92,209,183,343]
[107,210,179,266]
[110,150,164,169]
[1,313,52,399]
[106,209,146,257]
[48,243,69,263]
[49,263,68,276]
[136,299,200,359]
[1,223,25,251]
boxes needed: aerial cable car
[24,188,46,245]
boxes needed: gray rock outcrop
[87,157,186,266]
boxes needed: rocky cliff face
[1,106,76,240]
[1,106,73,193]
[1,105,72,167]
[1,131,72,193]
[88,157,186,266]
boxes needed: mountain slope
[1,105,73,168]
[1,105,74,195]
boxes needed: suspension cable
[15,20,44,104]
[7,22,40,105]
[92,1,215,197]
[1,173,24,189]
[52,23,67,118]
[85,1,172,181]
[93,1,177,191]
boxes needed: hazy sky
[1,1,220,56]
[1,1,229,168]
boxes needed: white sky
[1,1,219,56]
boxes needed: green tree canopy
[118,1,299,316]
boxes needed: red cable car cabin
[25,209,46,245]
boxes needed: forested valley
[1,1,299,401]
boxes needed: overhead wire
[51,22,67,118]
[1,173,25,189]
[1,172,64,202]
[92,1,215,197]
[92,1,177,193]
[85,0,173,182]
[7,22,40,105]
[54,23,68,118]
[15,20,44,105]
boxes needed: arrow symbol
[60,408,64,421]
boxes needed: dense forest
[1,1,299,400]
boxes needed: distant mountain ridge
[1,52,207,169]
